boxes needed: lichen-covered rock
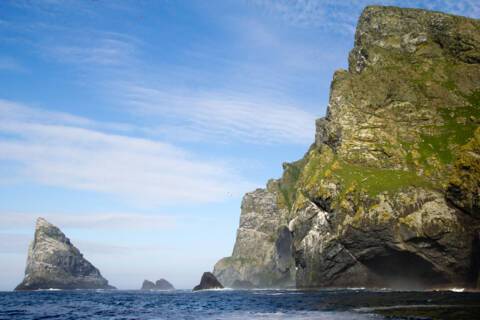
[15,218,114,290]
[214,6,480,289]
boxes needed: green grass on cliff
[334,161,432,197]
[292,146,432,205]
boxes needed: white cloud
[0,100,252,205]
[116,84,316,145]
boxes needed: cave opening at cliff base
[361,248,449,289]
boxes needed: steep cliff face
[15,218,114,290]
[214,6,480,289]
[214,186,295,287]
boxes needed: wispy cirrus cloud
[2,1,324,146]
[0,100,252,205]
[116,83,316,145]
[48,33,139,66]
[248,0,480,34]
[0,212,175,231]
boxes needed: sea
[1,289,480,320]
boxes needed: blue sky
[1,0,479,290]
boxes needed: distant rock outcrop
[141,278,174,290]
[15,218,115,290]
[193,272,223,291]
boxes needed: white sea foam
[199,311,380,319]
[192,287,234,292]
[35,288,61,291]
[355,304,464,312]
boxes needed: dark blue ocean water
[1,289,479,320]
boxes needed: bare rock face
[141,280,156,290]
[231,280,254,289]
[214,6,480,290]
[193,272,223,291]
[15,218,114,290]
[155,279,174,290]
[213,185,295,288]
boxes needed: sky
[1,0,479,290]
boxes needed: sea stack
[141,278,175,290]
[193,272,223,291]
[15,217,115,290]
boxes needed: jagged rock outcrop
[214,6,480,289]
[193,272,223,291]
[15,218,114,290]
[141,278,175,290]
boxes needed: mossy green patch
[277,158,306,210]
[333,161,431,197]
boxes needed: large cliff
[15,218,114,290]
[214,6,480,289]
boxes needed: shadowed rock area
[193,272,223,291]
[214,5,480,289]
[15,218,114,290]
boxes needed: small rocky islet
[141,279,175,290]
